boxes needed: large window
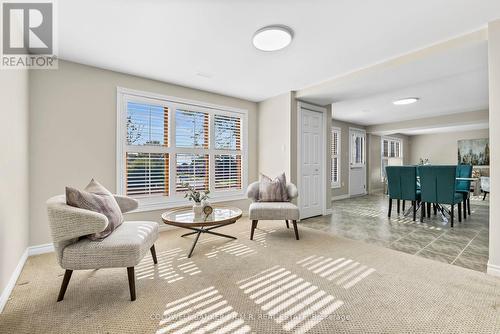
[331,127,341,188]
[117,88,248,211]
[381,137,403,180]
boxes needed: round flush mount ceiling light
[253,25,294,51]
[393,97,419,105]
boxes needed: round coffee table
[161,206,242,258]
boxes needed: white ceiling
[58,0,500,102]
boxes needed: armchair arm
[246,181,260,202]
[113,195,139,213]
[46,195,108,243]
[286,183,298,200]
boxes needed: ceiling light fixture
[393,97,419,105]
[253,25,293,51]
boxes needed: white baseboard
[27,243,54,256]
[0,249,28,314]
[487,262,500,277]
[332,194,350,201]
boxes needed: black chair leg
[57,269,73,302]
[420,202,426,222]
[433,204,437,215]
[450,205,454,227]
[467,197,471,215]
[427,202,431,218]
[250,220,258,240]
[127,267,136,301]
[388,198,392,217]
[483,192,487,201]
[397,200,400,214]
[292,220,300,240]
[458,203,462,223]
[285,220,290,229]
[412,201,416,221]
[402,200,405,212]
[150,245,158,264]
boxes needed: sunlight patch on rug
[238,266,344,333]
[136,248,201,282]
[156,286,251,334]
[297,256,376,289]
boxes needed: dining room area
[299,28,492,273]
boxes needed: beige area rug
[1,218,499,334]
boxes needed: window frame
[331,126,341,189]
[381,136,403,181]
[116,87,249,212]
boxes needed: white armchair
[480,177,490,200]
[246,181,300,240]
[46,195,159,301]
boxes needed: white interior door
[300,107,324,218]
[349,128,366,197]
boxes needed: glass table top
[161,206,243,227]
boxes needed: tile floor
[301,193,490,272]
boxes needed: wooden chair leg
[292,220,299,240]
[388,198,392,217]
[397,200,400,214]
[57,269,73,302]
[458,203,462,223]
[450,205,454,228]
[250,220,258,240]
[127,267,136,301]
[150,245,158,264]
[412,201,416,221]
[285,220,290,229]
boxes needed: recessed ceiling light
[253,25,293,52]
[393,97,419,105]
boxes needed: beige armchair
[46,195,159,301]
[246,181,300,240]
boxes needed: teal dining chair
[418,165,463,227]
[456,164,472,219]
[386,166,420,221]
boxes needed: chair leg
[388,198,392,217]
[397,200,400,214]
[450,205,454,228]
[420,202,425,222]
[458,203,462,223]
[402,200,405,212]
[467,197,471,215]
[427,203,431,218]
[57,269,73,302]
[285,220,290,229]
[250,220,258,240]
[150,245,158,264]
[292,220,300,240]
[433,204,437,215]
[127,267,136,301]
[412,201,416,221]
[483,192,487,201]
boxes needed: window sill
[331,184,341,189]
[128,193,249,213]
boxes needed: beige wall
[488,20,500,276]
[331,119,366,198]
[29,60,258,246]
[409,129,489,165]
[0,70,30,300]
[257,92,292,179]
